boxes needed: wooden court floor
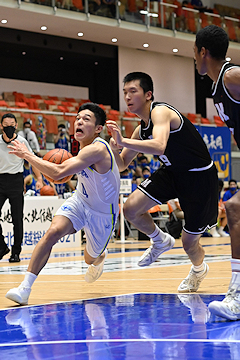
[0,236,232,309]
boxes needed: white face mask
[24,128,31,134]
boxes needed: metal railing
[14,0,240,42]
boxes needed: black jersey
[212,62,240,149]
[139,102,213,172]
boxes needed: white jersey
[76,137,120,215]
[0,134,32,174]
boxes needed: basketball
[40,185,55,196]
[42,148,73,184]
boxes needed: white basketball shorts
[55,193,117,258]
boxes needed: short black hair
[24,121,31,126]
[58,124,66,129]
[1,113,17,124]
[138,155,148,162]
[142,166,150,173]
[123,72,154,101]
[195,25,229,60]
[78,103,106,126]
[229,179,237,185]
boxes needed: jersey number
[159,155,172,166]
[81,183,88,198]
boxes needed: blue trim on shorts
[100,204,116,255]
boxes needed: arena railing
[15,0,240,43]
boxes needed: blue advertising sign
[195,125,231,180]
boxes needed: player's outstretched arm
[107,121,140,171]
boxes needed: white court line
[1,276,232,284]
[0,254,231,275]
[0,338,240,347]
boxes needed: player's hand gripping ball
[42,148,73,184]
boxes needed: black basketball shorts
[138,165,218,234]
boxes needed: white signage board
[0,197,80,252]
[120,179,132,195]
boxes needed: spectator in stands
[24,173,41,196]
[138,155,149,167]
[100,0,116,18]
[223,179,239,202]
[0,113,43,263]
[175,0,189,32]
[23,159,32,178]
[136,166,151,186]
[18,121,41,157]
[191,0,207,12]
[149,155,161,174]
[136,152,144,165]
[128,159,136,179]
[120,168,131,180]
[54,179,76,199]
[135,154,150,180]
[54,124,70,151]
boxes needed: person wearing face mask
[54,124,70,151]
[18,121,41,157]
[223,180,239,202]
[0,113,43,262]
[149,155,161,174]
[136,166,151,186]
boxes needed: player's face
[123,80,149,114]
[193,43,207,76]
[75,109,100,141]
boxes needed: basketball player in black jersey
[107,72,219,294]
[194,25,240,320]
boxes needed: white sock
[147,224,166,243]
[193,262,205,273]
[218,226,224,232]
[22,272,37,288]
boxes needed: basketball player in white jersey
[107,72,218,294]
[194,25,240,320]
[5,103,120,305]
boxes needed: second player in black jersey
[195,25,240,320]
[212,62,240,149]
[140,101,213,172]
[107,71,218,294]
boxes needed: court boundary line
[0,337,239,348]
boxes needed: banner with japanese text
[0,197,80,252]
[196,125,231,181]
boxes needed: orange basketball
[40,185,55,196]
[42,148,73,184]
